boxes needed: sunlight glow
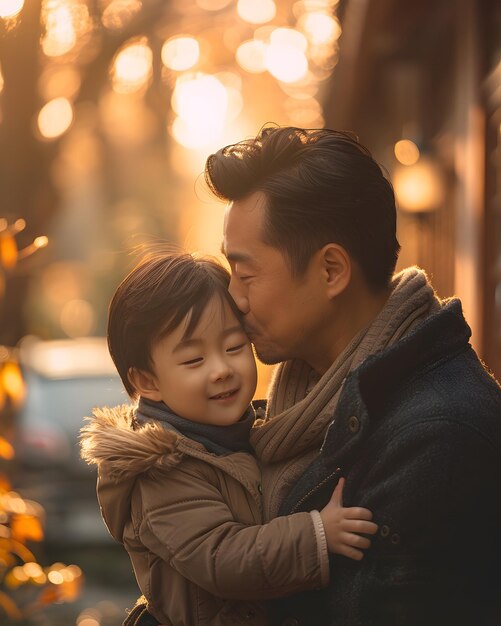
[196,0,232,10]
[265,31,308,83]
[237,0,276,24]
[38,97,73,139]
[394,139,420,166]
[111,40,152,94]
[0,0,24,19]
[270,27,308,52]
[299,12,341,45]
[236,39,267,73]
[171,73,228,149]
[161,36,200,72]
[102,0,142,30]
[41,0,90,57]
[393,157,445,213]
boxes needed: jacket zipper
[289,467,342,514]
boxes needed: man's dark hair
[107,250,240,398]
[205,126,400,291]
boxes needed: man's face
[223,191,330,366]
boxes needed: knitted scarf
[250,266,442,518]
[136,397,255,456]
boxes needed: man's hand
[319,477,378,560]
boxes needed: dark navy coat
[273,300,501,626]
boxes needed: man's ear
[319,243,351,299]
[128,367,162,402]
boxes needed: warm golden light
[265,33,308,83]
[0,436,14,460]
[196,0,232,10]
[34,236,49,249]
[1,361,25,404]
[161,36,200,72]
[394,139,420,166]
[23,563,44,579]
[285,96,324,126]
[236,39,267,73]
[171,73,228,149]
[393,157,445,213]
[41,0,89,57]
[38,97,73,139]
[111,40,152,93]
[60,299,95,337]
[48,570,64,585]
[39,65,81,101]
[0,0,24,19]
[237,0,276,24]
[299,12,341,45]
[102,0,142,30]
[0,234,18,269]
[270,27,308,52]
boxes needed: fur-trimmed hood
[80,404,183,480]
[80,404,183,542]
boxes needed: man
[204,127,501,625]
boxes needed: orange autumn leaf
[11,514,44,542]
[0,437,14,461]
[1,361,25,405]
[0,234,18,270]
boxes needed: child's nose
[210,357,233,382]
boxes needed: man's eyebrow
[225,251,254,264]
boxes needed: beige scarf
[250,266,442,519]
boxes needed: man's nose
[229,275,250,315]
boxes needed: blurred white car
[15,336,128,544]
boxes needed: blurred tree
[0,0,170,346]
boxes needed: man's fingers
[342,519,378,535]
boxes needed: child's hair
[108,249,241,398]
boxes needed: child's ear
[128,367,162,402]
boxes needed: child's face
[145,296,257,425]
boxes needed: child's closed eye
[226,343,246,353]
[180,356,204,366]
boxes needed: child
[81,251,377,626]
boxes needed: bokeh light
[236,39,267,73]
[101,0,142,30]
[60,299,95,337]
[41,0,90,58]
[299,12,341,45]
[394,139,420,165]
[393,157,445,213]
[171,73,228,149]
[111,39,152,94]
[0,0,24,20]
[37,97,74,139]
[265,30,308,83]
[161,36,200,72]
[237,0,276,24]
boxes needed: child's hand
[319,477,378,561]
